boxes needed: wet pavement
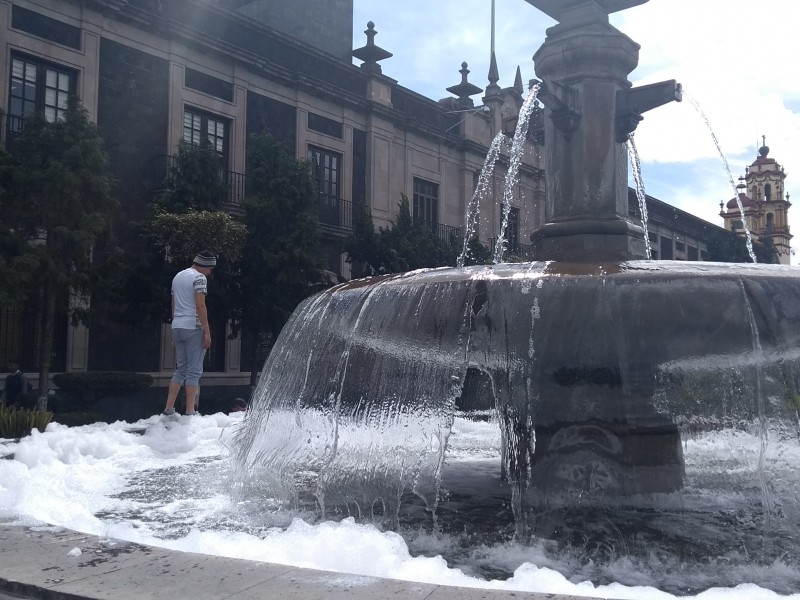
[0,524,585,600]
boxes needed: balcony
[146,154,247,208]
[146,155,353,231]
[3,114,25,153]
[412,219,464,245]
[490,237,535,261]
[317,193,353,231]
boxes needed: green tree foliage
[0,116,37,305]
[344,195,490,276]
[135,138,246,327]
[156,139,228,213]
[238,133,322,384]
[704,228,779,264]
[142,209,245,326]
[1,100,117,410]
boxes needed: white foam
[0,414,797,600]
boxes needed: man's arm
[196,292,211,349]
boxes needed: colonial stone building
[719,138,792,264]
[2,0,770,396]
[0,0,545,387]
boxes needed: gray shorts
[171,327,206,387]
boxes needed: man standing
[162,250,216,417]
[2,360,31,407]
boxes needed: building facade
[1,0,544,385]
[720,139,792,264]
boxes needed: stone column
[530,1,647,261]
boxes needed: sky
[352,0,800,261]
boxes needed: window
[11,6,82,50]
[183,107,229,167]
[766,212,775,233]
[675,241,685,252]
[413,178,438,228]
[501,204,520,253]
[8,54,76,136]
[687,246,698,261]
[660,236,673,260]
[765,184,772,202]
[308,146,341,226]
[307,112,343,139]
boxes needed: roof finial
[352,21,393,76]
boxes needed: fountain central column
[529,0,648,261]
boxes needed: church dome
[727,192,753,210]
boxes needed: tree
[0,114,37,305]
[156,139,228,213]
[344,195,489,276]
[704,228,778,264]
[131,137,246,330]
[238,133,323,385]
[3,100,117,410]
[143,209,246,323]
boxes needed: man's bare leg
[163,381,182,412]
[185,385,198,414]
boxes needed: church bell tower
[720,137,793,264]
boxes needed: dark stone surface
[246,91,297,153]
[91,38,170,373]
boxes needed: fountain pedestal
[527,0,677,262]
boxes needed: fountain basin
[238,260,800,546]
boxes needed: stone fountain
[236,0,800,585]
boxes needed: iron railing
[412,219,464,244]
[147,154,247,206]
[490,237,535,260]
[147,155,353,229]
[317,193,353,230]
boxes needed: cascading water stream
[494,83,540,264]
[739,278,776,530]
[686,94,757,263]
[458,131,508,267]
[626,134,652,259]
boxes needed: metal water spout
[616,80,682,142]
[525,0,681,262]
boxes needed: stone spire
[513,66,523,95]
[485,0,501,98]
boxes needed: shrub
[0,406,53,439]
[51,412,101,427]
[51,372,153,412]
[53,372,153,396]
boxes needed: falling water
[493,83,540,263]
[687,94,757,263]
[739,278,776,529]
[457,131,508,267]
[626,134,652,260]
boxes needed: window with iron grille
[182,107,229,168]
[7,53,76,137]
[413,178,438,228]
[308,146,341,226]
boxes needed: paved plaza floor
[0,523,583,600]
